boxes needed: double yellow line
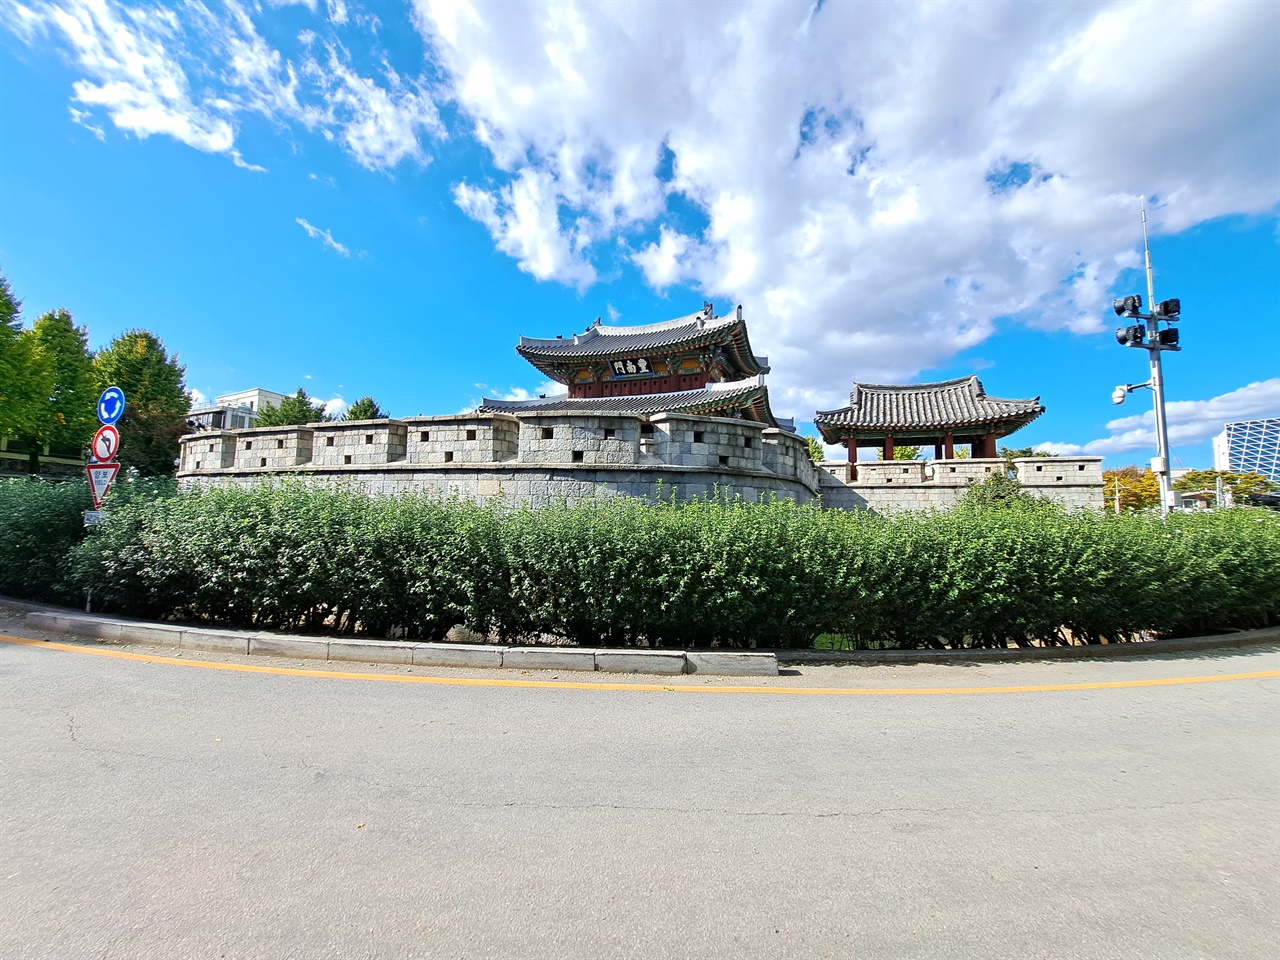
[4,634,1277,697]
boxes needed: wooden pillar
[883,434,895,461]
[944,432,954,459]
[933,442,943,461]
[847,433,857,461]
[983,431,997,458]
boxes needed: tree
[878,444,922,460]
[14,309,98,470]
[255,388,327,427]
[94,329,191,477]
[343,396,387,421]
[804,435,825,465]
[1174,469,1277,506]
[1000,445,1052,464]
[956,472,1046,511]
[1103,466,1160,512]
[0,274,52,444]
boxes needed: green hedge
[2,480,1278,647]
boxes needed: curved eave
[813,404,1045,444]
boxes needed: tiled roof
[478,377,790,430]
[813,376,1043,435]
[516,304,769,375]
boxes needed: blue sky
[1,0,1277,468]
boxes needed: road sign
[83,510,106,527]
[85,462,121,509]
[91,424,121,462]
[97,386,126,426]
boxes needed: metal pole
[1141,201,1175,517]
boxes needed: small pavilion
[813,376,1044,461]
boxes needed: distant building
[1213,418,1280,483]
[188,388,288,432]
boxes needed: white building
[1213,418,1280,483]
[188,388,289,432]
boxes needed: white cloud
[414,0,1280,407]
[454,170,596,288]
[295,216,350,256]
[323,395,348,419]
[8,0,441,173]
[1037,378,1280,457]
[190,387,209,405]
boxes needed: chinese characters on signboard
[611,357,654,377]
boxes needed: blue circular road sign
[97,386,126,426]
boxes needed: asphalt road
[1,629,1277,960]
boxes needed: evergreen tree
[14,309,98,469]
[93,329,190,476]
[804,435,824,465]
[255,388,327,427]
[0,274,53,444]
[343,396,387,421]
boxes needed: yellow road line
[3,633,1277,697]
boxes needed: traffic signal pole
[1141,203,1176,517]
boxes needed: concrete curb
[11,605,778,677]
[772,625,1280,666]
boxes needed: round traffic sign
[97,386,126,426]
[91,424,121,462]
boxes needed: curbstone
[502,647,599,672]
[180,630,252,656]
[413,643,505,669]
[24,611,65,633]
[249,634,330,660]
[66,617,123,642]
[595,650,686,675]
[116,623,187,646]
[686,651,779,676]
[327,639,416,665]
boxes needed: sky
[1,0,1277,468]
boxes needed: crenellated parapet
[817,456,1104,513]
[179,410,821,505]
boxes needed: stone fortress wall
[179,411,1105,512]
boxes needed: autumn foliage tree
[93,330,191,476]
[1103,466,1161,512]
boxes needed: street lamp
[1111,200,1182,517]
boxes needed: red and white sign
[91,424,120,462]
[86,462,121,509]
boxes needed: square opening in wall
[902,466,909,473]
[1078,464,1086,471]
[245,441,253,450]
[641,423,654,436]
[421,431,430,442]
[572,450,584,462]
[949,466,956,473]
[195,461,201,470]
[541,427,554,440]
[603,428,615,439]
[277,439,284,449]
[444,451,454,463]
[1036,464,1043,472]
[344,455,352,465]
[694,431,704,444]
[1056,476,1063,482]
[719,455,729,466]
[466,429,477,441]
[743,437,752,448]
[365,434,374,445]
[326,436,335,447]
[985,467,991,472]
[208,444,215,452]
[259,458,266,467]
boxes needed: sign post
[86,386,126,515]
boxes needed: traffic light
[1115,324,1145,346]
[1112,295,1143,317]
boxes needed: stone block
[685,651,778,676]
[502,647,598,671]
[326,639,416,664]
[595,650,686,675]
[413,643,506,668]
[117,622,186,647]
[67,617,123,641]
[249,634,328,659]
[182,630,253,655]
